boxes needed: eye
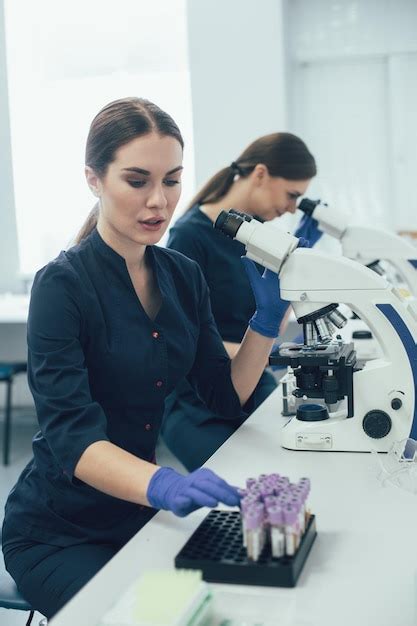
[288,192,299,200]
[128,180,147,188]
[163,179,181,187]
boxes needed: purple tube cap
[267,505,284,525]
[283,505,298,525]
[251,501,265,515]
[277,477,290,488]
[288,497,302,512]
[293,486,307,501]
[240,495,259,512]
[244,506,264,530]
[268,473,281,481]
[263,495,279,508]
[260,484,275,498]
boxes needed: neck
[97,219,147,270]
[200,181,252,223]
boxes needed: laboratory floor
[0,410,185,626]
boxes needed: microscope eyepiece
[297,198,321,217]
[214,210,252,239]
[228,209,253,222]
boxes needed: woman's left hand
[242,256,289,339]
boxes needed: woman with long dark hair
[162,132,321,470]
[2,98,289,619]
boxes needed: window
[5,0,194,274]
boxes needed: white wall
[287,0,417,231]
[0,0,20,293]
[186,0,288,187]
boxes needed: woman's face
[247,170,312,221]
[87,132,183,246]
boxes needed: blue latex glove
[294,214,323,248]
[147,467,241,517]
[242,256,289,339]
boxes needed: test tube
[246,478,258,490]
[244,506,265,561]
[247,484,262,500]
[277,476,290,489]
[298,478,311,524]
[263,495,279,509]
[290,488,306,535]
[277,491,293,506]
[259,481,275,499]
[267,505,285,558]
[283,505,299,556]
[268,473,281,481]
[240,495,260,547]
[288,493,305,536]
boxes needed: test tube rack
[175,509,317,587]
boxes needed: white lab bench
[0,293,32,406]
[50,387,417,626]
[0,293,29,324]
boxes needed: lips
[137,217,167,232]
[139,217,166,225]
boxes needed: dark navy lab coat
[167,205,258,342]
[2,228,241,547]
[160,205,276,447]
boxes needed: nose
[146,183,168,210]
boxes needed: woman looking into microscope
[162,132,322,470]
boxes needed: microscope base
[281,413,412,452]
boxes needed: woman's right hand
[294,214,323,247]
[241,257,289,338]
[146,467,240,517]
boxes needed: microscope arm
[341,226,417,297]
[215,209,417,446]
[303,199,417,298]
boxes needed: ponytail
[75,204,99,244]
[185,133,316,212]
[186,166,237,210]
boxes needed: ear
[252,164,269,186]
[85,166,101,197]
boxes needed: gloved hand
[146,467,241,517]
[242,256,289,338]
[294,214,323,248]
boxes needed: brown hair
[186,132,316,210]
[75,97,184,243]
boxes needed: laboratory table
[50,387,417,626]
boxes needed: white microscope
[298,198,417,362]
[215,209,417,452]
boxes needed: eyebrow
[122,166,183,176]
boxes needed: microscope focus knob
[362,410,392,439]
